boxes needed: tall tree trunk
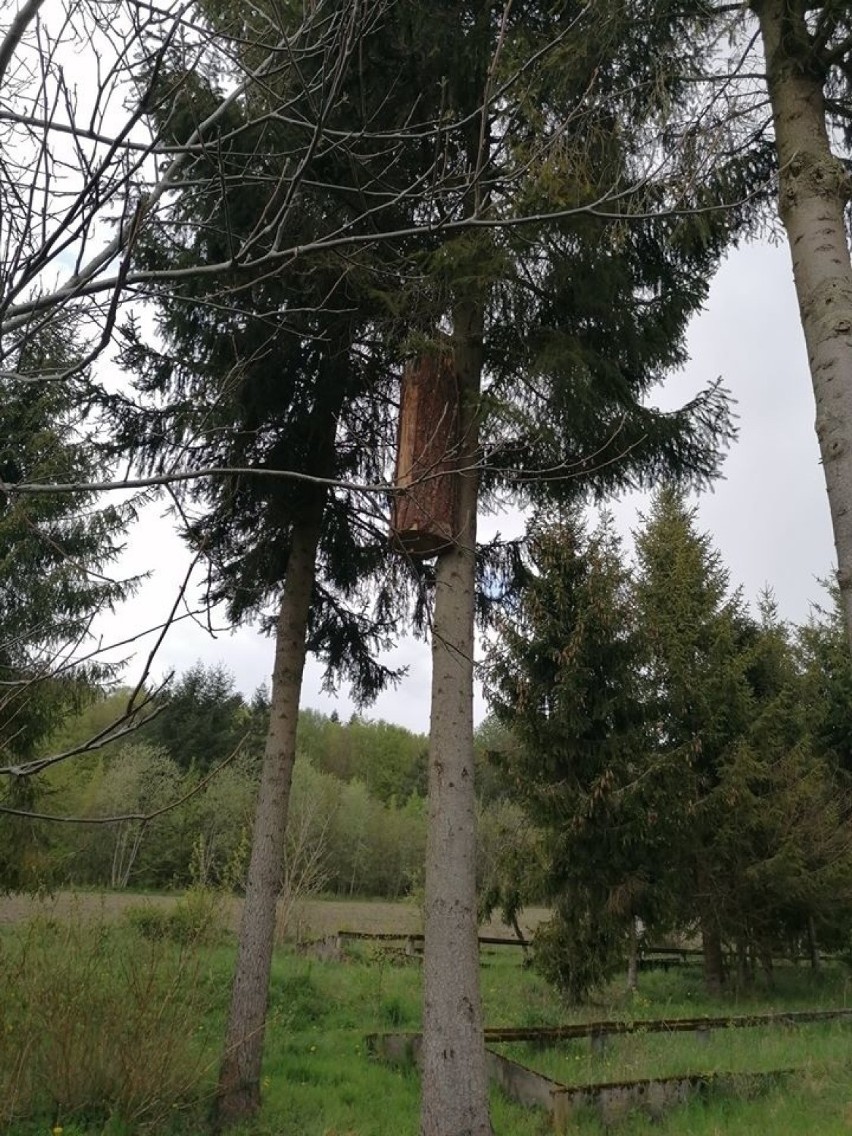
[696,860,724,995]
[420,300,493,1136]
[213,511,323,1130]
[755,0,852,643]
[758,939,775,987]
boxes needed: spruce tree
[488,501,852,997]
[729,597,852,975]
[792,593,852,957]
[139,663,248,773]
[633,487,754,992]
[798,587,852,777]
[749,0,852,648]
[0,328,132,888]
[1,329,131,763]
[397,5,756,1122]
[632,0,852,654]
[487,516,677,1002]
[109,16,423,1122]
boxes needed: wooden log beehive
[391,352,460,558]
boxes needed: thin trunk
[112,820,145,889]
[756,0,852,642]
[701,917,724,997]
[735,937,749,990]
[626,917,639,994]
[110,826,125,889]
[420,300,492,1136]
[510,912,530,964]
[697,862,724,995]
[807,914,821,972]
[213,512,323,1130]
[758,940,774,987]
[0,0,47,88]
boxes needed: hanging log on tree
[391,352,461,558]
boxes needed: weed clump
[0,912,212,1131]
[123,887,223,945]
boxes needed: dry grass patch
[0,890,549,940]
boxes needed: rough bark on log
[391,353,460,559]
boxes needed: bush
[123,888,223,945]
[0,911,213,1131]
[122,903,173,941]
[532,905,624,1005]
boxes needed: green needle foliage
[798,587,852,777]
[632,487,755,967]
[487,514,678,1001]
[139,663,257,774]
[99,4,787,1124]
[108,8,426,699]
[630,491,851,989]
[0,327,135,889]
[1,336,131,759]
[487,489,852,1001]
[106,0,768,676]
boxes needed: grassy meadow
[0,894,850,1135]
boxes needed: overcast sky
[104,238,836,735]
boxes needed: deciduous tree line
[1,672,434,900]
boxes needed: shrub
[0,912,213,1131]
[122,903,172,941]
[532,905,624,1005]
[168,887,223,943]
[123,888,223,945]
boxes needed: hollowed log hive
[391,352,461,558]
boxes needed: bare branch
[0,733,245,822]
[0,0,46,89]
[0,686,167,779]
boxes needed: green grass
[608,961,852,1019]
[560,1065,852,1136]
[233,948,852,1136]
[499,1019,852,1084]
[2,903,851,1135]
[184,942,550,1136]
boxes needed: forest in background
[3,676,435,900]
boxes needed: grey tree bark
[420,299,493,1136]
[213,509,323,1129]
[754,0,852,644]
